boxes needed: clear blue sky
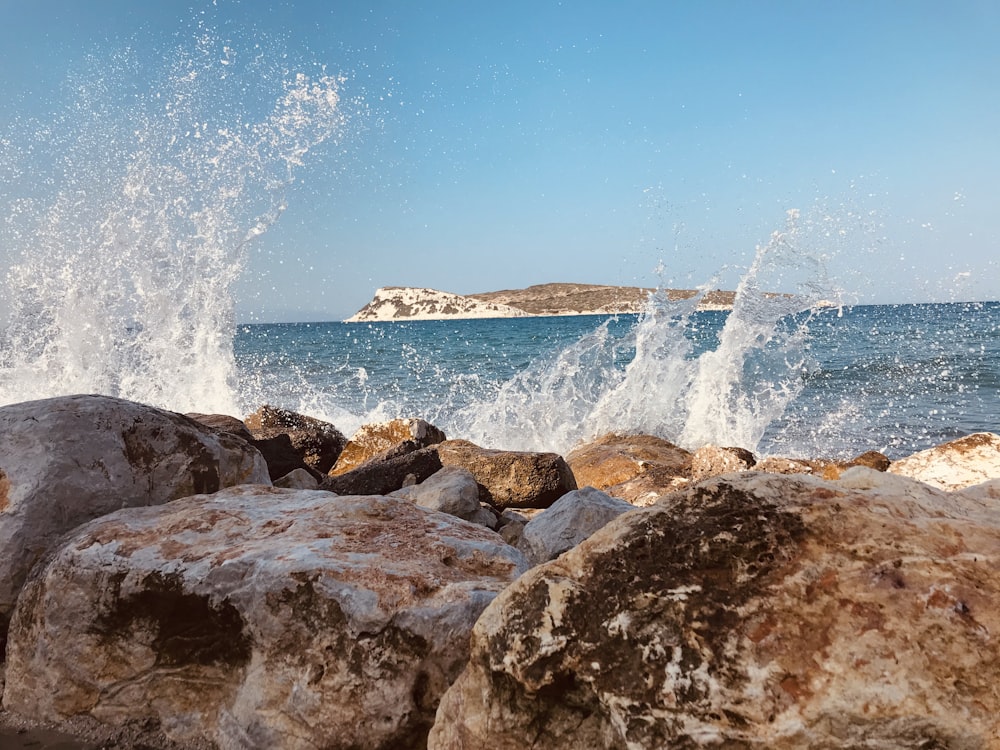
[2,1,998,321]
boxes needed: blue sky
[1,1,998,321]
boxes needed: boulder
[0,394,269,654]
[272,468,320,490]
[4,486,527,750]
[436,440,577,510]
[890,432,1000,490]
[430,471,1000,749]
[186,413,255,443]
[321,446,444,496]
[245,405,347,475]
[330,418,446,476]
[518,487,634,566]
[565,433,691,505]
[690,445,756,481]
[390,467,482,522]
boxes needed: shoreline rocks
[2,394,999,749]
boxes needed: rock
[186,413,255,443]
[330,418,447,476]
[889,432,1000,490]
[820,450,892,480]
[565,433,691,504]
[518,487,633,566]
[272,468,320,490]
[390,467,481,522]
[755,455,819,475]
[321,446,444,496]
[0,394,269,654]
[245,405,347,475]
[4,486,527,749]
[690,445,757,481]
[436,440,577,510]
[430,471,1000,748]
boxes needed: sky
[1,0,998,322]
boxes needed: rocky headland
[345,282,740,322]
[2,395,1000,748]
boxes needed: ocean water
[234,301,1000,460]
[0,27,997,463]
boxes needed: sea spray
[454,208,841,454]
[0,32,344,413]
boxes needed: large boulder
[436,440,577,510]
[430,470,1000,749]
[4,486,527,749]
[245,405,347,476]
[518,486,634,566]
[565,433,692,505]
[890,432,1000,490]
[330,418,447,476]
[0,394,269,653]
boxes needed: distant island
[345,283,739,322]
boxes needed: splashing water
[0,32,344,413]
[456,208,842,454]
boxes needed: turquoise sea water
[234,301,1000,460]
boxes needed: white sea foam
[0,33,344,414]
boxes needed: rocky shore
[345,282,741,322]
[2,394,1000,748]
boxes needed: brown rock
[690,444,757,481]
[320,446,444,496]
[245,405,347,475]
[4,487,527,749]
[185,412,255,442]
[430,471,1000,748]
[436,440,577,510]
[565,433,692,504]
[329,418,446,476]
[0,395,269,656]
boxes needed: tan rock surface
[430,470,1000,749]
[4,486,526,750]
[890,432,1000,490]
[566,432,692,504]
[330,418,446,476]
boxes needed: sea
[0,28,997,464]
[229,301,1000,461]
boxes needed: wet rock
[565,433,691,505]
[518,486,633,566]
[430,471,1000,749]
[889,432,1000,490]
[436,440,577,510]
[186,412,255,443]
[320,445,443,496]
[4,486,527,749]
[690,444,757,481]
[245,405,347,475]
[330,418,446,476]
[0,394,269,654]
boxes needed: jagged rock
[436,440,577,510]
[690,445,757,481]
[430,471,1000,749]
[566,433,692,505]
[320,446,444,496]
[889,432,1000,490]
[518,487,633,566]
[4,486,527,749]
[245,405,347,475]
[0,394,269,655]
[186,412,255,443]
[330,418,447,477]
